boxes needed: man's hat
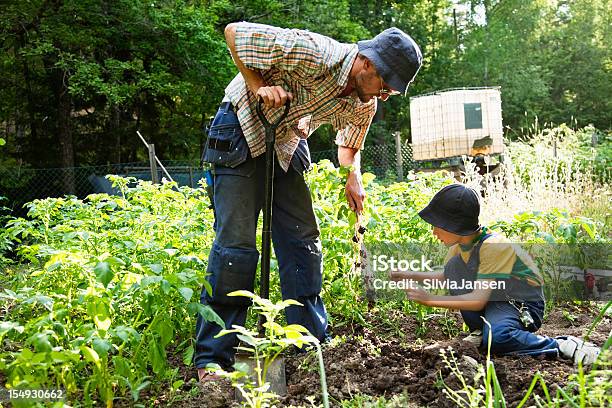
[418,184,481,236]
[357,27,423,96]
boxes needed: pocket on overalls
[206,243,260,306]
[202,106,249,169]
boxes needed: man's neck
[339,56,361,97]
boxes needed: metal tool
[255,97,291,332]
[235,98,290,399]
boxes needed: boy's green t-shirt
[444,229,544,287]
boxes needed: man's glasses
[379,76,401,97]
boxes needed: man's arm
[224,23,292,108]
[338,146,365,213]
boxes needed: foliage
[215,290,321,408]
[1,0,609,175]
[0,177,221,405]
[0,162,450,405]
[0,0,233,168]
[0,153,609,405]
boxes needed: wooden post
[148,143,159,183]
[395,131,403,181]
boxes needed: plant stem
[316,343,329,408]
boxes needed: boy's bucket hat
[418,184,480,236]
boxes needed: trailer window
[464,103,482,129]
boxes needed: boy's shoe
[462,329,483,346]
[556,336,601,366]
[197,369,234,407]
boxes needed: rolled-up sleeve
[234,22,322,76]
[335,99,377,149]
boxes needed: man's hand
[256,85,293,108]
[345,170,365,213]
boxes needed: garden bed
[166,302,610,407]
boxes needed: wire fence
[0,144,414,216]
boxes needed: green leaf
[178,286,193,302]
[88,299,112,331]
[81,345,101,368]
[112,356,132,378]
[348,210,357,227]
[30,333,52,352]
[0,321,24,341]
[148,263,163,274]
[25,295,54,311]
[163,248,179,257]
[182,345,194,366]
[155,319,173,347]
[131,380,151,402]
[92,338,112,357]
[236,333,257,347]
[227,290,256,299]
[0,138,5,146]
[191,303,225,328]
[94,261,114,287]
[362,172,376,186]
[160,279,171,294]
[112,325,139,343]
[148,339,166,374]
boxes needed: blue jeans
[461,301,559,357]
[194,103,328,369]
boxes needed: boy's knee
[485,323,519,352]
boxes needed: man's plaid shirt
[225,23,377,172]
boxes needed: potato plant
[0,163,604,406]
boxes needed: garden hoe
[234,98,291,400]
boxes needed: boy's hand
[389,270,412,281]
[405,287,431,306]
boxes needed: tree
[0,0,234,190]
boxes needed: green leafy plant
[215,290,326,408]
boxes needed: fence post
[148,143,159,184]
[394,131,403,181]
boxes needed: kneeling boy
[391,184,600,365]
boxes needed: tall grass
[460,125,610,231]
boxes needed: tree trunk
[56,70,75,195]
[110,104,122,163]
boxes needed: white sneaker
[556,336,601,366]
[463,330,483,346]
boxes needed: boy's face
[432,226,461,247]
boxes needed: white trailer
[409,87,504,170]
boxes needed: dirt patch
[280,303,611,407]
[134,303,609,407]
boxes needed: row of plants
[0,156,609,406]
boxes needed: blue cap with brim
[357,27,423,96]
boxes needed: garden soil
[167,303,610,407]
